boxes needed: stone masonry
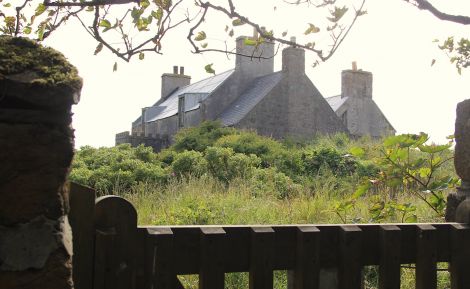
[0,36,82,289]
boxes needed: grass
[114,175,449,289]
[118,175,443,226]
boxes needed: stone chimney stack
[341,62,372,99]
[235,33,275,78]
[161,65,191,99]
[282,37,305,74]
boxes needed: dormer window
[178,96,185,128]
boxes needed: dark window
[178,96,185,128]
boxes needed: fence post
[69,182,96,289]
[94,196,138,289]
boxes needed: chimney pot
[180,66,184,75]
[173,66,178,74]
[352,61,357,71]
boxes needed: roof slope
[219,72,283,126]
[325,95,348,111]
[135,69,235,124]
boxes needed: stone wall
[0,36,81,289]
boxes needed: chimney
[235,34,275,78]
[161,66,191,99]
[282,38,305,74]
[341,62,372,99]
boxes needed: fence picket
[146,227,178,289]
[450,224,470,289]
[250,226,275,289]
[416,224,437,289]
[378,225,401,289]
[289,226,320,289]
[199,227,226,289]
[338,225,362,289]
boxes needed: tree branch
[406,0,470,25]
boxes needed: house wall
[236,46,347,139]
[343,97,395,137]
[185,109,202,127]
[156,115,179,138]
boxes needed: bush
[205,146,260,184]
[302,147,358,176]
[172,121,235,152]
[70,144,167,194]
[251,167,301,199]
[171,150,207,178]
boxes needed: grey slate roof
[135,69,235,124]
[219,72,283,126]
[325,95,348,111]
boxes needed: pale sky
[43,0,470,148]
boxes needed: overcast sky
[44,0,470,148]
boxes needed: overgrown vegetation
[70,121,457,224]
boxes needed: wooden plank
[249,226,275,289]
[135,228,148,289]
[199,227,226,289]
[416,224,437,289]
[338,225,362,289]
[93,229,115,289]
[450,224,470,289]
[94,196,138,289]
[147,227,178,289]
[378,225,401,289]
[291,226,320,289]
[69,182,95,289]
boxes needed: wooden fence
[69,183,470,289]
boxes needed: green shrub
[173,121,235,152]
[171,150,207,178]
[205,146,260,184]
[70,144,167,194]
[302,147,358,176]
[251,167,301,199]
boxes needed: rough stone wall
[343,97,395,137]
[0,36,81,289]
[446,99,470,221]
[184,108,202,128]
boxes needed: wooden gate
[69,184,470,289]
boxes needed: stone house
[116,37,394,151]
[326,63,396,138]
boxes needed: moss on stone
[0,36,82,92]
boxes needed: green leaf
[113,62,118,72]
[352,182,370,199]
[244,38,257,46]
[201,43,208,48]
[99,19,112,29]
[37,24,45,41]
[3,3,11,7]
[94,43,103,55]
[35,3,46,16]
[328,6,348,23]
[23,26,32,34]
[431,59,436,66]
[304,23,320,35]
[195,31,206,41]
[139,52,145,60]
[349,147,364,158]
[204,63,215,75]
[232,19,245,26]
[281,31,288,37]
[418,143,451,154]
[228,29,234,37]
